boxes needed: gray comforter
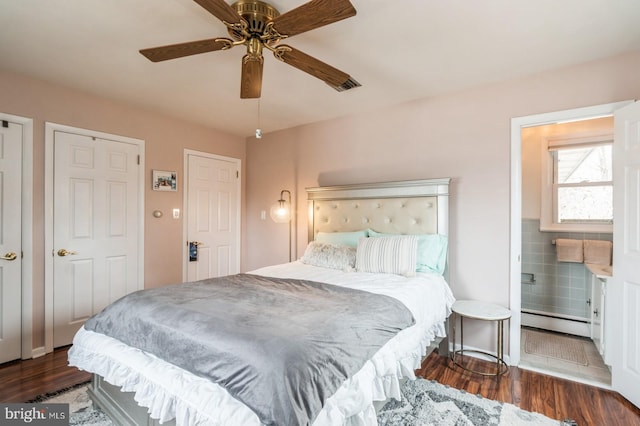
[84,273,414,426]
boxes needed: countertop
[586,263,613,278]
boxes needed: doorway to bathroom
[510,102,631,387]
[512,101,640,407]
[517,110,616,387]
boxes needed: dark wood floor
[0,346,91,403]
[418,353,640,426]
[1,347,639,425]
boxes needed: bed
[68,178,454,426]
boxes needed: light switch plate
[173,208,180,219]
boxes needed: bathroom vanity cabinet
[587,263,612,364]
[590,275,606,355]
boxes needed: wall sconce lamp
[270,190,292,262]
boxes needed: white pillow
[356,235,418,277]
[300,241,356,272]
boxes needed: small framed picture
[152,170,177,191]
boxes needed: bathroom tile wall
[521,219,613,319]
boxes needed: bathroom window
[540,133,613,232]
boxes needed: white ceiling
[2,0,640,138]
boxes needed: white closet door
[0,121,23,363]
[52,130,141,347]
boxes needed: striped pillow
[356,235,418,277]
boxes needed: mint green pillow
[368,230,448,274]
[315,229,369,248]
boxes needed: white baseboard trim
[31,346,46,359]
[522,311,590,337]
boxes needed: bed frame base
[89,375,175,426]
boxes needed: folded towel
[584,240,612,265]
[556,239,583,263]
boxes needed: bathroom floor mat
[524,329,589,366]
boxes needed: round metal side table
[450,300,511,376]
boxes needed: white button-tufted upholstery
[311,197,438,237]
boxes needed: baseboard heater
[521,309,590,338]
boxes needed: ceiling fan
[140,0,361,99]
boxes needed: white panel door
[0,121,22,363]
[53,130,141,347]
[186,153,239,281]
[611,101,640,407]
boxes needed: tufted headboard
[306,178,450,242]
[307,178,452,358]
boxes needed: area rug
[378,379,562,425]
[37,379,564,425]
[524,329,589,366]
[31,382,113,426]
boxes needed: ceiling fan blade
[193,0,243,25]
[277,45,359,91]
[140,38,231,62]
[270,0,356,37]
[240,55,264,99]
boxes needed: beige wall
[245,50,640,354]
[0,70,246,349]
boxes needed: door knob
[1,252,17,261]
[57,249,78,257]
